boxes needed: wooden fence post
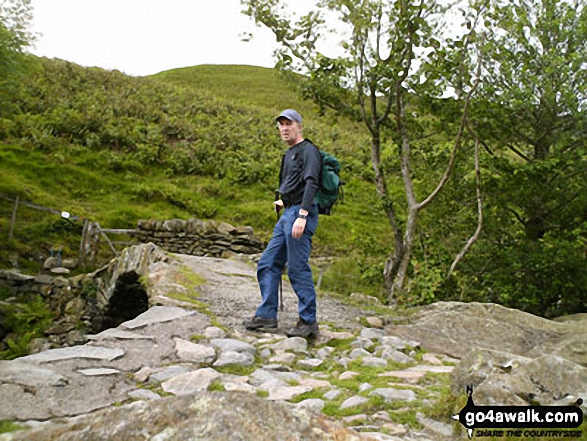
[8,196,19,240]
[79,218,90,265]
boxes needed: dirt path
[177,254,368,333]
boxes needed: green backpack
[311,142,344,215]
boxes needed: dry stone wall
[133,219,265,257]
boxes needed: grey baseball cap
[276,109,302,123]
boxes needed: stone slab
[17,346,125,364]
[120,306,195,330]
[87,329,155,341]
[78,368,121,376]
[0,361,67,387]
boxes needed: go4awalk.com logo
[453,386,584,439]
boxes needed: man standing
[243,109,321,338]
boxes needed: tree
[462,0,587,315]
[0,0,34,116]
[242,0,484,301]
[476,0,586,240]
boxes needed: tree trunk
[369,131,405,295]
[392,207,418,294]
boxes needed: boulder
[387,302,587,366]
[6,392,373,441]
[452,348,587,406]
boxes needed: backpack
[278,139,344,215]
[314,147,344,215]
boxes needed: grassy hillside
[0,57,390,297]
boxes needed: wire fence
[0,193,136,268]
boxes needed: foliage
[442,0,587,316]
[0,24,584,318]
[0,0,34,117]
[241,0,486,301]
[0,294,54,360]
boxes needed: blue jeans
[255,204,319,323]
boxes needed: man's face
[277,118,302,145]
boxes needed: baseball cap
[276,109,302,123]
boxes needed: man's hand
[273,199,284,214]
[292,217,306,239]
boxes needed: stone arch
[94,271,149,332]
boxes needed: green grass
[0,57,391,308]
[0,420,28,434]
[152,65,304,112]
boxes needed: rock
[453,349,587,406]
[350,348,372,359]
[174,338,216,364]
[369,388,417,403]
[0,361,67,387]
[213,350,254,367]
[78,368,120,376]
[362,357,388,368]
[161,368,221,396]
[324,389,342,400]
[266,385,313,401]
[269,336,308,353]
[6,392,370,441]
[149,366,191,383]
[317,330,355,345]
[351,338,375,351]
[378,348,413,364]
[203,326,226,339]
[296,358,324,369]
[340,396,369,410]
[50,267,70,275]
[379,336,411,351]
[316,347,335,360]
[121,306,195,330]
[222,381,257,394]
[421,353,442,365]
[210,338,256,355]
[339,371,360,380]
[269,352,296,364]
[359,383,373,393]
[18,345,124,364]
[361,328,387,340]
[134,366,155,382]
[259,378,289,390]
[342,414,367,424]
[387,301,587,366]
[405,364,453,374]
[27,337,52,355]
[378,370,427,383]
[416,412,454,438]
[297,378,332,390]
[43,256,59,270]
[128,389,161,401]
[365,317,384,328]
[87,328,155,341]
[296,398,325,412]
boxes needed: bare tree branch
[448,138,484,278]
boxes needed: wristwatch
[298,213,308,220]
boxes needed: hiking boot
[243,315,278,331]
[286,319,319,338]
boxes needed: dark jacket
[278,139,321,212]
